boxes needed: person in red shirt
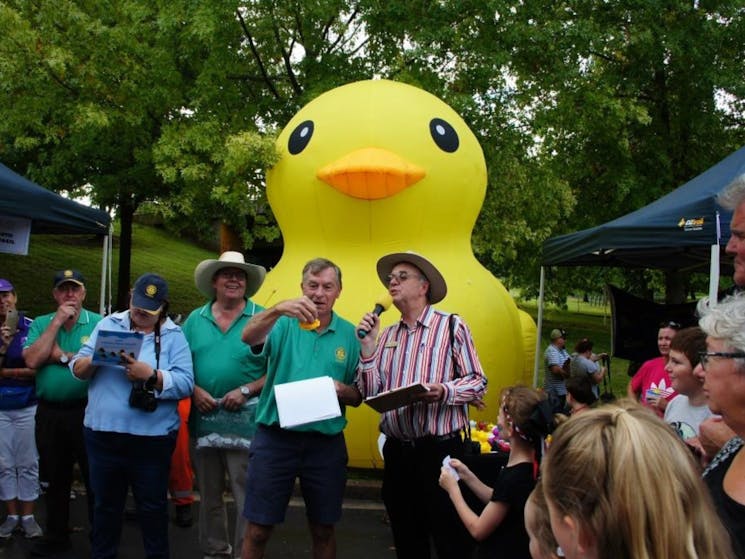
[627,321,680,417]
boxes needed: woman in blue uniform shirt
[71,273,193,559]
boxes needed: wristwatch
[145,369,159,390]
[239,385,251,398]
[59,353,69,365]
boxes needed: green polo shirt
[182,299,265,397]
[25,308,102,402]
[254,313,360,435]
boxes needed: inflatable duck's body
[255,80,535,467]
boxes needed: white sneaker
[21,516,43,538]
[0,516,19,538]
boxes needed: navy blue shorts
[243,425,348,525]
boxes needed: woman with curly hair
[698,293,745,557]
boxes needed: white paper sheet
[0,216,31,255]
[274,376,342,428]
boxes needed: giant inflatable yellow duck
[255,79,535,468]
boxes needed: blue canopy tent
[0,162,113,313]
[534,146,745,384]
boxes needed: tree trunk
[117,197,135,311]
[220,223,242,253]
[665,270,686,304]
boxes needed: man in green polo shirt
[23,269,101,557]
[182,251,267,558]
[240,258,361,559]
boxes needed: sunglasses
[659,321,682,329]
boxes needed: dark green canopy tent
[1,162,112,313]
[542,146,745,271]
[0,162,110,234]
[534,146,745,384]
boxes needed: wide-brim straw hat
[194,251,266,299]
[376,251,447,304]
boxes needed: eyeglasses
[698,351,745,370]
[386,271,424,284]
[217,269,246,280]
[659,321,682,329]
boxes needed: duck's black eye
[429,118,459,153]
[288,120,314,155]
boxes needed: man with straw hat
[182,251,266,559]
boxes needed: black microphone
[357,294,393,338]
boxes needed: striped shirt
[543,344,570,396]
[357,306,487,440]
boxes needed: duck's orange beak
[316,147,425,200]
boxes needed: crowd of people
[0,174,744,559]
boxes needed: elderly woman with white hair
[697,294,745,557]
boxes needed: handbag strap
[448,313,459,376]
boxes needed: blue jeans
[84,428,177,559]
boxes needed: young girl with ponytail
[438,385,559,559]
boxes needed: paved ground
[0,482,394,558]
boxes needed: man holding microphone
[356,251,487,559]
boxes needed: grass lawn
[0,223,216,317]
[519,298,632,398]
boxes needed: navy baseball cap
[0,278,14,292]
[131,273,168,314]
[53,269,85,289]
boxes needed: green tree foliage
[150,0,378,247]
[0,0,742,307]
[0,1,205,306]
[498,0,745,301]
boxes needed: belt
[389,431,461,448]
[38,398,87,410]
[260,423,340,439]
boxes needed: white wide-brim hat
[376,251,447,304]
[194,251,266,299]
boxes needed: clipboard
[364,383,429,413]
[91,330,144,368]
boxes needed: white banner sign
[0,215,31,255]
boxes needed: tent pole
[533,266,546,388]
[709,245,720,304]
[709,211,722,305]
[99,230,109,316]
[107,229,113,315]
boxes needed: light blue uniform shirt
[72,310,194,436]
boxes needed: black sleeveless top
[704,437,745,558]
